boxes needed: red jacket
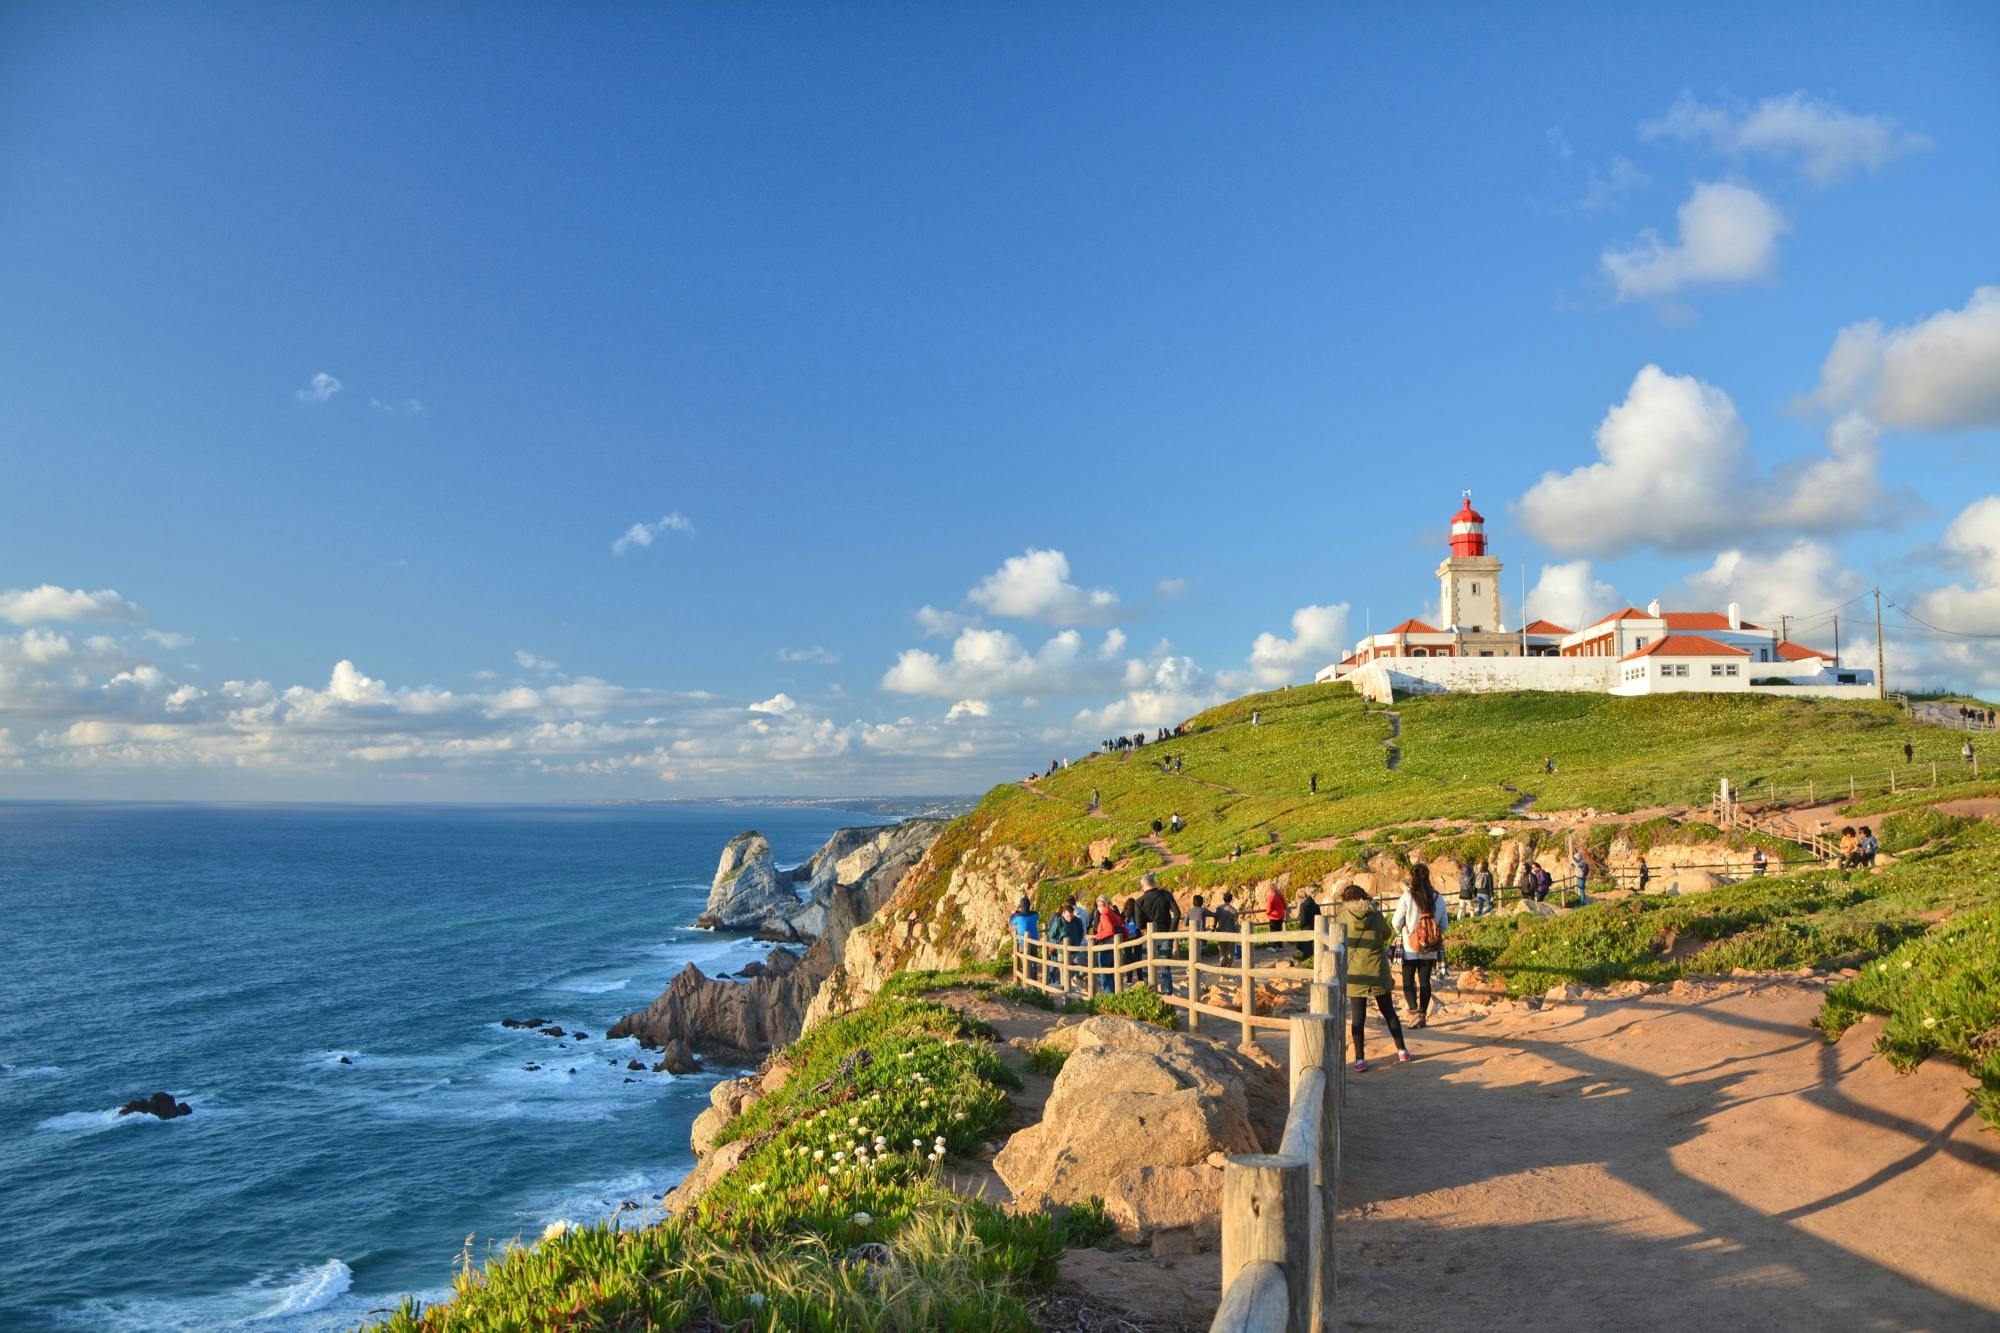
[1092,907,1126,942]
[1265,889,1286,924]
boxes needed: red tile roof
[1620,634,1754,662]
[1520,619,1572,636]
[1589,606,1653,628]
[1659,611,1763,631]
[1776,640,1835,662]
[1384,618,1440,634]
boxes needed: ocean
[0,801,887,1331]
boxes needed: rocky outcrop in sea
[610,817,947,1062]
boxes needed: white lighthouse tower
[1437,491,1502,631]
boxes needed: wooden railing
[1011,918,1346,1045]
[1214,949,1347,1331]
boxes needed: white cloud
[1516,365,1887,556]
[1225,603,1351,690]
[0,586,144,625]
[1578,156,1650,213]
[913,605,977,638]
[777,645,841,664]
[612,512,696,555]
[747,692,797,715]
[1643,90,1928,187]
[369,397,426,417]
[1808,287,2000,431]
[1600,181,1788,300]
[1156,578,1189,598]
[1075,651,1222,733]
[1915,496,2000,638]
[1525,562,1619,629]
[967,549,1121,626]
[1098,628,1127,659]
[514,650,560,674]
[880,627,1118,700]
[945,698,990,721]
[296,372,343,404]
[1683,540,1864,623]
[142,629,193,650]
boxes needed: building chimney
[1727,601,1742,630]
[1646,598,1661,617]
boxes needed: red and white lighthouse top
[1449,491,1487,557]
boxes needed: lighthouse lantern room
[1438,491,1503,631]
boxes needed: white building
[1317,493,1877,701]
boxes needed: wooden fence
[1011,917,1345,1045]
[1213,953,1348,1331]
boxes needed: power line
[1886,601,2000,640]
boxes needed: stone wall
[1346,656,1615,703]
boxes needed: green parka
[1338,899,1393,998]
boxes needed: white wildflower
[817,1184,831,1194]
[750,1182,766,1193]
[540,1219,574,1242]
[1923,1015,1939,1029]
[851,1211,873,1225]
[746,1293,766,1309]
[834,1152,845,1162]
[813,1149,824,1161]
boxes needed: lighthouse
[1437,491,1502,631]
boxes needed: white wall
[1347,656,1615,703]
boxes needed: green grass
[1819,903,2000,1129]
[377,991,1060,1331]
[1087,983,1178,1028]
[1025,1043,1070,1076]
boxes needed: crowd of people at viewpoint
[1009,865,1467,1073]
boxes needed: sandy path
[1333,978,2000,1331]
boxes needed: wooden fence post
[1891,768,1898,793]
[1291,1014,1341,1329]
[1239,918,1254,1046]
[1188,928,1201,1034]
[1221,1153,1310,1333]
[1850,776,1856,800]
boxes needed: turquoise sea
[0,802,883,1331]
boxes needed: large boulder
[696,831,800,932]
[994,1017,1284,1248]
[118,1091,192,1120]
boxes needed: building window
[1635,636,1649,650]
[1759,648,1770,661]
[1711,664,1724,676]
[1726,664,1739,677]
[1413,648,1427,657]
[1471,583,1480,595]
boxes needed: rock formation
[994,1017,1285,1250]
[118,1092,193,1120]
[613,817,946,1061]
[695,831,801,932]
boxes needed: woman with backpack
[1336,884,1408,1071]
[1392,864,1447,1029]
[1090,896,1125,995]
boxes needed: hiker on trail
[1151,818,1164,834]
[1966,739,1977,764]
[1904,740,1915,764]
[1752,846,1768,877]
[1010,896,1041,980]
[1265,882,1287,933]
[1457,860,1475,905]
[1170,813,1184,833]
[1637,855,1651,894]
[1393,866,1447,1029]
[1532,862,1553,902]
[1056,902,1087,985]
[1252,710,1260,726]
[1175,756,1183,773]
[1839,826,1860,868]
[1859,826,1879,866]
[1136,872,1181,994]
[1090,896,1124,994]
[1295,889,1321,963]
[1474,861,1495,916]
[1089,787,1100,812]
[1186,893,1210,936]
[1213,890,1240,963]
[1337,885,1409,1071]
[1545,755,1556,775]
[1570,849,1590,904]
[1311,772,1319,795]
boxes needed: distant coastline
[566,794,977,819]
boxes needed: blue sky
[2,1,1996,798]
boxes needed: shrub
[1054,1196,1115,1249]
[1089,984,1178,1028]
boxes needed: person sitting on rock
[1858,826,1879,866]
[1839,826,1860,868]
[1336,884,1409,1071]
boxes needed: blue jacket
[1009,910,1040,940]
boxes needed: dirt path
[1332,977,2000,1331]
[1381,710,1401,770]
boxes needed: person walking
[1393,866,1447,1029]
[1636,855,1651,894]
[1904,740,1915,765]
[1295,888,1321,963]
[1966,739,1977,765]
[1457,859,1476,909]
[1337,885,1409,1071]
[1009,896,1041,981]
[1544,755,1556,775]
[1473,861,1495,916]
[1533,861,1553,902]
[1264,881,1287,933]
[1751,846,1768,877]
[1570,848,1590,904]
[1089,787,1100,812]
[1135,873,1181,994]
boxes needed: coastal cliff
[610,817,947,1061]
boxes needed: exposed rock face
[993,1017,1284,1248]
[804,831,1032,1031]
[614,818,946,1062]
[696,831,801,932]
[118,1092,192,1120]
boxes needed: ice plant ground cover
[374,995,1063,1331]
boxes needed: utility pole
[1833,614,1841,667]
[1874,587,1887,699]
[1780,613,1789,646]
